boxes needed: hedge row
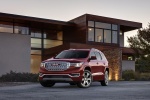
[122,70,150,81]
[0,70,150,82]
[0,71,38,82]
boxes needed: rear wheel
[40,81,55,87]
[101,71,109,86]
[77,70,92,88]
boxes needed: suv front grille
[45,62,70,71]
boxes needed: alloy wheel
[101,71,109,86]
[80,70,92,87]
[104,71,109,85]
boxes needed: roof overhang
[86,14,142,32]
[0,12,75,30]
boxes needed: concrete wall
[122,60,135,71]
[0,33,30,76]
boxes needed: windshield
[55,50,89,59]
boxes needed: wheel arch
[105,68,109,75]
[84,66,91,72]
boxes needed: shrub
[122,70,150,81]
[0,71,39,82]
[122,70,135,81]
[139,73,150,81]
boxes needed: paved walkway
[0,81,150,100]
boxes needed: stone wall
[103,48,122,80]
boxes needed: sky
[0,0,150,46]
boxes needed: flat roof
[0,12,142,32]
[70,14,142,32]
[0,12,75,30]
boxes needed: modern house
[0,12,142,80]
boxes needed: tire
[77,70,92,88]
[101,71,109,86]
[40,81,55,87]
[69,82,76,85]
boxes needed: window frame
[87,21,119,45]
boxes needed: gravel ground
[0,81,150,100]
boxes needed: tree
[128,23,150,72]
[128,23,150,55]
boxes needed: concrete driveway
[0,81,150,100]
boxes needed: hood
[43,58,87,63]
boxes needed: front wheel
[77,70,92,88]
[40,81,55,87]
[101,71,109,86]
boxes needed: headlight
[70,62,83,67]
[40,62,45,67]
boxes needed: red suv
[39,48,109,88]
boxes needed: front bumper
[39,67,84,82]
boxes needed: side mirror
[90,56,97,60]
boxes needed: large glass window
[44,30,63,48]
[95,22,111,29]
[95,29,103,42]
[0,22,13,33]
[14,23,29,35]
[31,29,42,38]
[0,22,29,35]
[112,24,118,30]
[14,26,29,35]
[88,28,94,41]
[31,55,41,73]
[31,28,42,48]
[112,31,118,43]
[44,39,62,48]
[88,21,94,27]
[88,21,118,44]
[57,31,63,40]
[104,30,111,43]
[31,38,42,48]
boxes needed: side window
[100,52,107,61]
[90,51,96,58]
[95,52,102,60]
[98,52,102,60]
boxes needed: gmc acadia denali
[39,48,109,88]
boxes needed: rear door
[88,51,98,79]
[93,51,105,81]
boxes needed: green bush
[122,70,135,81]
[122,70,150,81]
[135,58,150,73]
[139,73,150,81]
[0,71,39,82]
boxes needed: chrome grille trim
[45,61,70,71]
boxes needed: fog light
[39,73,43,77]
[70,73,80,77]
